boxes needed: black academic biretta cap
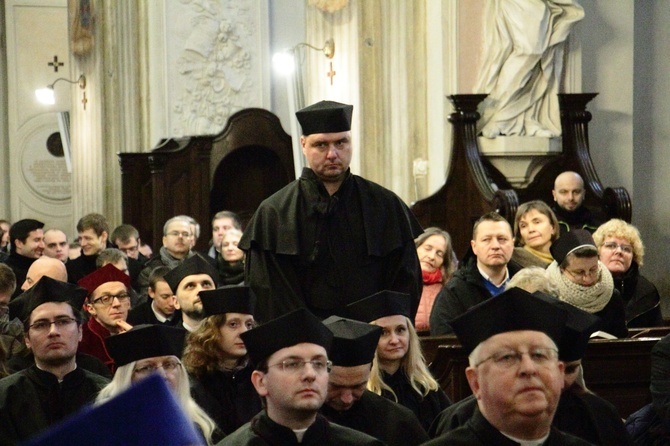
[77,263,131,297]
[105,324,186,367]
[451,287,568,355]
[346,290,412,322]
[295,100,353,136]
[24,375,201,446]
[241,308,333,368]
[163,254,219,293]
[532,291,600,361]
[200,285,256,317]
[10,276,88,322]
[550,229,596,264]
[323,316,382,367]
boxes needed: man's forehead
[44,230,66,241]
[178,273,213,286]
[213,218,233,227]
[92,281,128,296]
[329,364,371,383]
[166,221,190,231]
[270,342,327,361]
[305,131,351,142]
[482,330,554,350]
[475,221,512,238]
[30,301,74,319]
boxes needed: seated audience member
[4,219,45,298]
[100,324,220,444]
[424,288,590,445]
[552,171,602,233]
[430,288,632,445]
[137,216,201,296]
[321,315,429,445]
[68,241,81,260]
[42,228,70,263]
[0,219,10,253]
[593,219,663,328]
[184,285,261,435]
[217,228,245,285]
[127,266,182,327]
[77,264,133,373]
[0,277,109,443]
[219,308,382,445]
[0,264,23,376]
[430,212,521,335]
[66,213,112,285]
[512,200,560,268]
[20,256,67,292]
[208,210,242,259]
[547,229,628,338]
[348,290,450,432]
[96,248,143,307]
[175,214,201,250]
[414,227,457,333]
[110,223,148,264]
[138,240,153,259]
[626,333,670,444]
[164,254,219,332]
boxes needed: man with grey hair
[137,216,215,297]
[424,287,589,445]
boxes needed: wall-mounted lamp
[35,74,87,109]
[272,39,335,75]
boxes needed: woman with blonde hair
[512,200,560,268]
[347,290,450,432]
[182,285,261,435]
[98,324,220,444]
[414,227,457,332]
[593,218,663,327]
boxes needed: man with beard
[164,254,219,332]
[219,308,382,445]
[0,277,109,443]
[320,316,429,445]
[551,171,601,233]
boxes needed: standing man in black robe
[240,100,423,322]
[0,276,109,444]
[321,316,429,445]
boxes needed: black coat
[614,262,663,328]
[190,364,262,436]
[66,252,98,285]
[239,168,423,322]
[321,390,429,446]
[593,289,628,338]
[380,369,451,433]
[424,405,592,445]
[429,256,521,335]
[126,300,182,327]
[217,411,384,445]
[3,253,35,299]
[0,365,109,444]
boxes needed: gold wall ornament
[308,0,349,14]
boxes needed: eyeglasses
[91,292,131,306]
[475,348,559,369]
[564,267,600,281]
[29,317,78,333]
[118,245,138,254]
[268,359,332,374]
[166,231,192,238]
[133,360,182,377]
[602,242,633,254]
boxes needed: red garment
[422,269,443,285]
[78,317,116,374]
[415,282,443,332]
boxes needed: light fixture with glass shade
[35,74,87,108]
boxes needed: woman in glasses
[546,229,628,338]
[347,290,450,432]
[593,219,663,328]
[99,324,220,445]
[182,285,261,435]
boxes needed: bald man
[43,229,70,263]
[21,256,68,291]
[551,171,601,233]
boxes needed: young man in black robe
[320,315,429,445]
[0,276,109,443]
[218,308,382,445]
[239,100,422,323]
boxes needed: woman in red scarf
[414,227,457,332]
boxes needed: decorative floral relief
[171,0,259,136]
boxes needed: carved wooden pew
[422,334,664,418]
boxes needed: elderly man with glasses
[0,276,109,443]
[218,308,383,445]
[77,264,134,374]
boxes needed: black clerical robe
[423,406,592,445]
[320,389,428,446]
[217,411,384,445]
[240,168,423,322]
[0,365,109,445]
[190,364,262,436]
[380,369,450,432]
